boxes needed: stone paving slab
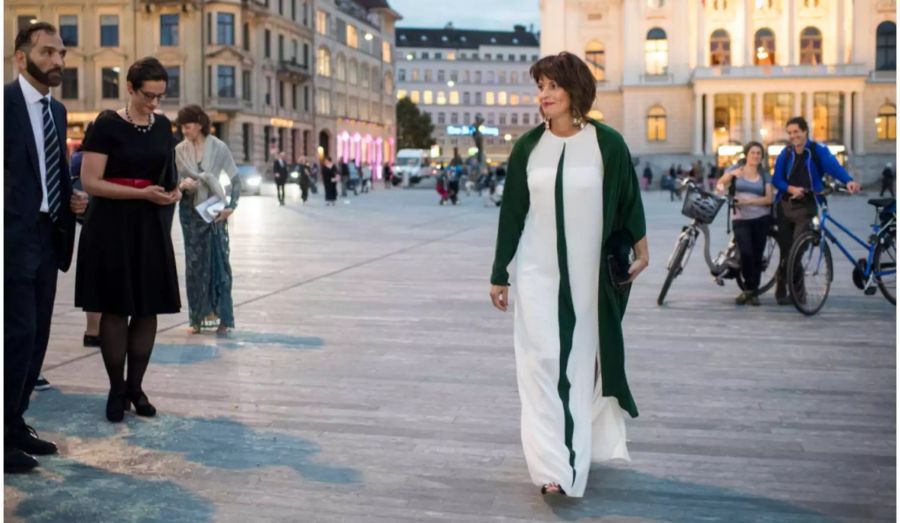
[4,183,895,522]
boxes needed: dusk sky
[390,0,541,33]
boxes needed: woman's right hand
[143,185,172,205]
[179,178,199,192]
[490,285,509,312]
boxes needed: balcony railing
[693,63,869,80]
[207,97,242,112]
[639,73,675,84]
[277,59,312,82]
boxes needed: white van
[394,149,435,187]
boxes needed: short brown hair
[127,57,168,91]
[529,52,597,120]
[15,22,57,53]
[176,104,211,136]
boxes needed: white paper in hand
[195,196,225,223]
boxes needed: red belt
[106,178,152,188]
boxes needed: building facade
[395,25,540,164]
[312,0,399,173]
[4,0,318,167]
[540,0,896,183]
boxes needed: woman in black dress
[321,156,338,206]
[75,57,181,422]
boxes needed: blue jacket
[772,140,853,201]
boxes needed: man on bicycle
[772,116,861,305]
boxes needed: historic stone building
[312,0,400,173]
[395,25,541,164]
[540,0,896,183]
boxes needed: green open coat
[490,120,646,418]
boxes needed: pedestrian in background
[75,57,182,423]
[174,104,240,336]
[642,164,653,191]
[298,160,311,203]
[715,142,774,306]
[490,52,648,498]
[322,156,338,206]
[273,151,288,206]
[383,162,393,189]
[771,116,860,305]
[5,21,87,472]
[339,157,350,197]
[881,162,894,197]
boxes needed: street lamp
[364,33,373,41]
[447,80,455,87]
[405,53,413,61]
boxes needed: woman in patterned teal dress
[174,105,240,335]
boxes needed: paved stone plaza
[4,183,895,522]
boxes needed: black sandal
[540,483,567,496]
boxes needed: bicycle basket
[681,186,725,224]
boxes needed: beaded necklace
[124,105,155,133]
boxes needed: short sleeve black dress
[74,110,181,316]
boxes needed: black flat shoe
[9,424,57,456]
[126,390,157,417]
[106,391,126,422]
[5,447,38,473]
[83,334,101,347]
[540,483,567,496]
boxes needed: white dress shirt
[18,74,55,213]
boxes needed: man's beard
[25,55,62,88]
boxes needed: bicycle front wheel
[787,231,832,316]
[658,237,690,306]
[874,225,896,305]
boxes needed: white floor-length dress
[512,126,630,498]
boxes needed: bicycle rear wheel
[735,230,780,295]
[658,237,690,306]
[787,231,832,316]
[874,225,896,305]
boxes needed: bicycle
[786,182,896,316]
[657,179,780,306]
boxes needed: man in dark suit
[5,22,88,473]
[273,151,288,206]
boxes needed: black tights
[99,314,157,394]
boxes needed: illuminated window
[646,105,667,141]
[410,90,420,103]
[763,93,794,141]
[316,47,331,77]
[315,10,328,35]
[486,92,495,105]
[347,25,358,48]
[397,89,408,100]
[645,28,668,75]
[449,91,460,104]
[876,104,896,141]
[754,28,776,65]
[510,94,520,105]
[447,52,456,60]
[498,91,508,105]
[436,91,447,105]
[800,27,822,65]
[585,41,605,81]
[710,29,730,66]
[411,69,419,81]
[423,90,433,104]
[382,41,392,63]
[522,95,531,104]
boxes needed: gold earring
[573,114,585,129]
[544,118,551,130]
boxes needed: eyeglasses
[139,89,166,102]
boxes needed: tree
[396,97,436,149]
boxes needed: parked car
[394,149,437,187]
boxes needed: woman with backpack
[715,141,774,306]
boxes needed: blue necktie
[40,98,62,222]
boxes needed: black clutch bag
[606,230,635,289]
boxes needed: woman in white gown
[490,52,649,498]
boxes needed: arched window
[800,26,822,65]
[348,59,358,84]
[877,21,896,71]
[877,104,896,141]
[754,28,776,65]
[646,105,667,141]
[316,47,331,77]
[710,29,731,66]
[645,28,668,75]
[335,53,346,81]
[585,41,605,81]
[803,0,819,6]
[712,0,728,9]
